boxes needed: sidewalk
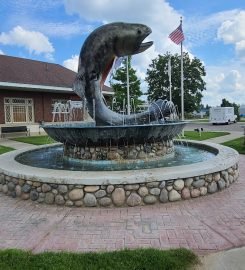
[195,247,245,270]
[0,138,36,150]
[0,135,244,269]
[205,131,243,144]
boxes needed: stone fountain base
[64,140,174,161]
[0,141,239,207]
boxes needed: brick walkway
[0,155,244,255]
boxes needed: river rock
[2,184,8,194]
[138,187,148,197]
[127,193,142,206]
[30,190,39,201]
[159,188,168,203]
[169,190,181,201]
[0,174,4,184]
[107,151,121,160]
[112,188,125,206]
[99,197,112,207]
[42,183,51,193]
[45,192,55,204]
[69,189,84,201]
[95,190,106,198]
[55,195,65,205]
[146,182,159,188]
[191,189,201,198]
[15,185,22,197]
[84,186,99,193]
[7,182,15,192]
[208,182,217,193]
[138,151,147,159]
[159,181,166,188]
[22,184,31,193]
[200,187,207,196]
[58,185,68,194]
[173,179,184,191]
[84,193,97,207]
[143,195,157,204]
[181,188,191,199]
[218,179,226,190]
[205,174,213,183]
[229,175,234,183]
[149,188,160,195]
[213,173,220,182]
[192,180,205,188]
[75,201,83,207]
[33,182,41,187]
[125,184,139,191]
[221,171,229,181]
[107,185,114,193]
[65,200,74,206]
[184,178,194,187]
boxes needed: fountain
[0,23,239,207]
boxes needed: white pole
[126,56,130,115]
[181,42,184,121]
[168,57,172,102]
[180,17,184,136]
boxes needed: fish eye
[137,29,142,35]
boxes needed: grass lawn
[180,131,230,141]
[11,135,56,145]
[222,137,245,154]
[0,145,15,155]
[0,248,199,270]
[189,119,209,123]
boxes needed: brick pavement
[0,155,244,255]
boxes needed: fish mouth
[134,29,153,54]
[136,40,153,54]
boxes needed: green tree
[145,52,206,114]
[221,98,240,121]
[110,56,143,112]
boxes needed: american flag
[169,24,184,45]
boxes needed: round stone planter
[0,141,239,207]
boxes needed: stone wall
[64,140,174,160]
[0,164,239,207]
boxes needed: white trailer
[209,107,237,125]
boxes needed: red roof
[0,54,76,88]
[0,55,114,95]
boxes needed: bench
[1,126,30,138]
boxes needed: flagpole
[168,57,172,102]
[126,56,130,115]
[180,17,184,128]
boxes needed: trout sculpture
[73,22,173,126]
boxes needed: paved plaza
[0,154,244,255]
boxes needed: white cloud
[0,26,54,58]
[63,54,79,72]
[34,21,93,38]
[63,1,245,106]
[217,10,245,60]
[185,9,240,47]
[203,64,245,106]
[0,49,4,54]
[63,0,184,93]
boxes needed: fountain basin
[41,121,187,146]
[0,141,239,207]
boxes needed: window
[4,98,34,123]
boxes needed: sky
[0,0,245,107]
